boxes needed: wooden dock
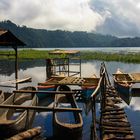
[100,86,135,140]
[90,63,135,140]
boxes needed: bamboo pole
[92,97,98,140]
[13,90,76,94]
[0,104,82,112]
[13,46,18,90]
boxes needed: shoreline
[0,49,140,63]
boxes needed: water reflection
[0,59,140,139]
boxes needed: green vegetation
[0,49,66,59]
[0,49,140,63]
[80,51,140,63]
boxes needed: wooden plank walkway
[100,86,135,140]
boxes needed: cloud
[91,0,140,36]
[0,0,105,32]
[1,0,140,36]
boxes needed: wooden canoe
[0,86,38,138]
[113,69,132,104]
[0,90,4,104]
[81,74,99,99]
[37,78,56,99]
[53,85,83,139]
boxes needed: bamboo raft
[101,86,135,140]
[38,76,99,86]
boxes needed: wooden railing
[90,62,110,140]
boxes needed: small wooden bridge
[90,63,135,140]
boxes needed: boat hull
[0,86,38,138]
[81,86,96,99]
[114,81,131,105]
[37,85,55,99]
[53,85,83,139]
[113,69,132,105]
[0,90,4,103]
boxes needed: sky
[0,0,140,37]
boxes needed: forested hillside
[0,20,140,48]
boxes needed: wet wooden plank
[103,134,135,140]
[102,126,131,131]
[103,130,134,134]
[102,108,124,112]
[102,114,126,119]
[102,110,125,115]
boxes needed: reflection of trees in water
[0,60,14,76]
[0,59,45,76]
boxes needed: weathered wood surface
[0,88,38,138]
[0,104,82,112]
[7,126,42,140]
[0,77,32,84]
[101,86,135,140]
[38,76,99,86]
[14,89,75,94]
[102,110,125,115]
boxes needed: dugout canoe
[0,90,4,104]
[53,85,83,139]
[0,86,38,138]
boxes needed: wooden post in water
[80,58,81,77]
[46,59,53,79]
[91,96,98,140]
[13,46,18,90]
[68,58,70,76]
[99,63,105,140]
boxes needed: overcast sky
[0,0,140,37]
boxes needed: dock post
[91,96,98,140]
[46,59,53,79]
[99,64,105,140]
[13,46,18,90]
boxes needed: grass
[80,51,140,63]
[0,49,140,63]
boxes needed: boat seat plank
[131,73,140,81]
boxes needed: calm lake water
[1,47,140,54]
[27,47,140,54]
[0,59,140,139]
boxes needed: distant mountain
[0,20,140,48]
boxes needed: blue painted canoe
[113,69,133,105]
[81,85,97,99]
[37,85,55,99]
[81,75,99,99]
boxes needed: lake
[0,59,140,139]
[1,47,140,54]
